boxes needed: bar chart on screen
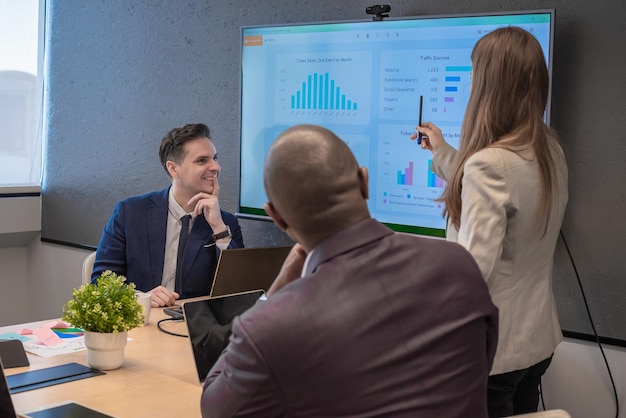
[274,51,371,125]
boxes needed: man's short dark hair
[158,123,212,176]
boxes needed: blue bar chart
[291,72,358,110]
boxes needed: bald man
[201,125,498,417]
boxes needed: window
[0,0,44,187]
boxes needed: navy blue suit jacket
[92,188,243,298]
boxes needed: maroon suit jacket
[201,219,498,417]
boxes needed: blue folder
[6,362,104,394]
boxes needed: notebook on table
[182,289,264,384]
[0,358,112,418]
[208,246,291,297]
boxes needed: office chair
[515,409,571,418]
[82,251,96,285]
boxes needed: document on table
[21,338,86,358]
[0,321,86,358]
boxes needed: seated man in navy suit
[92,123,244,307]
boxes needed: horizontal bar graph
[438,65,472,111]
[442,66,468,107]
[291,72,358,110]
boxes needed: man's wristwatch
[212,225,232,241]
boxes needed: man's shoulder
[391,232,462,252]
[118,188,169,207]
[237,287,308,334]
[220,209,239,224]
[390,233,479,273]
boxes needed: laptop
[182,290,264,384]
[0,358,112,418]
[209,246,291,297]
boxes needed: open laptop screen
[209,246,291,297]
[182,290,264,383]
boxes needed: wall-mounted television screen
[238,9,555,237]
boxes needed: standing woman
[413,27,568,417]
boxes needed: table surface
[3,308,202,418]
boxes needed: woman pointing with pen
[412,26,568,417]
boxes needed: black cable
[559,230,619,418]
[156,317,188,338]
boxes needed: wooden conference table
[3,308,202,417]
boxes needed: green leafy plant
[62,270,144,333]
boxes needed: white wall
[0,195,624,417]
[0,247,29,325]
[542,338,626,417]
[0,193,91,325]
[0,193,41,326]
[0,235,89,325]
[26,237,91,321]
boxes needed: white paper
[23,337,87,358]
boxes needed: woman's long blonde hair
[442,26,562,236]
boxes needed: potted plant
[62,270,144,370]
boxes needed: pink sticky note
[43,320,70,329]
[33,327,63,346]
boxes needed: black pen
[417,95,423,145]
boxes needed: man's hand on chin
[267,244,307,297]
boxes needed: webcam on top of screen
[366,4,391,21]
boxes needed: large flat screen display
[239,10,554,237]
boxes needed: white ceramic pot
[84,331,128,370]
